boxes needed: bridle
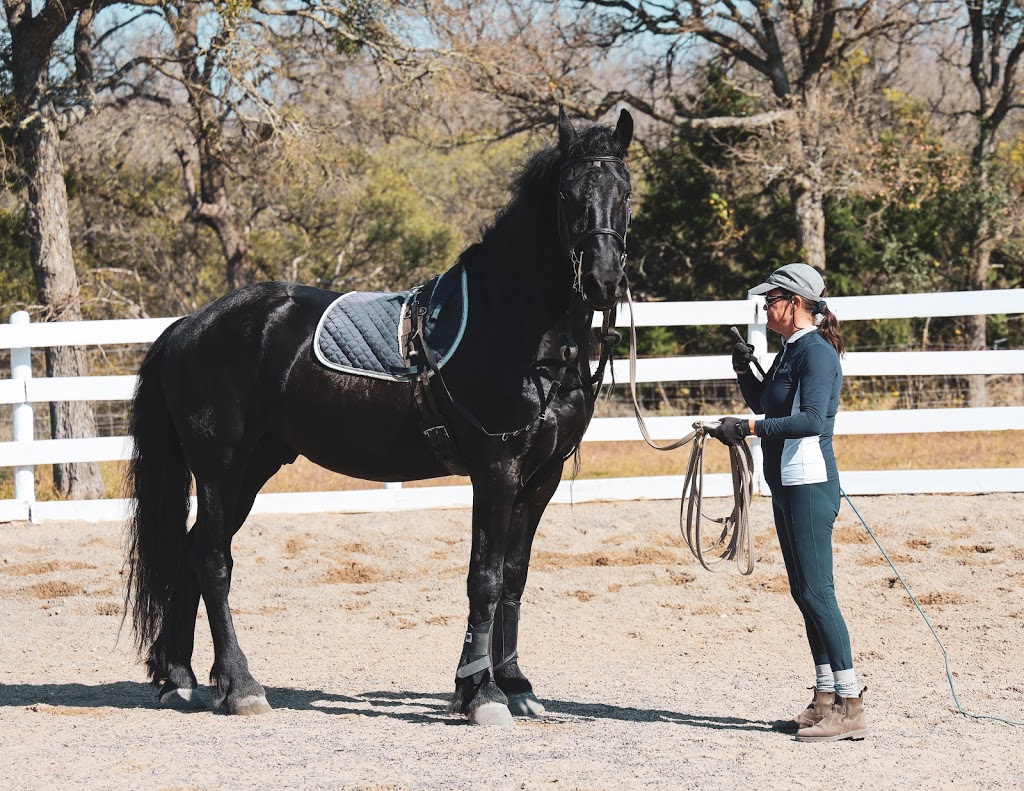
[557,156,632,294]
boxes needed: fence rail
[3,288,1024,523]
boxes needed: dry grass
[20,580,85,599]
[2,431,1021,500]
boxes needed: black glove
[732,341,755,374]
[710,416,750,447]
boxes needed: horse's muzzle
[578,237,626,309]
[580,270,624,310]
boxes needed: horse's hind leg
[493,460,563,716]
[190,442,285,716]
[152,546,203,708]
[156,440,286,710]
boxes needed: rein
[621,283,756,575]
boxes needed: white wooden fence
[2,289,1023,523]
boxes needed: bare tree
[565,0,940,271]
[412,0,616,140]
[87,1,425,292]
[0,1,140,498]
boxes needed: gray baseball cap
[748,263,825,302]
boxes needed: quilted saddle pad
[313,263,468,381]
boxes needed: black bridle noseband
[557,156,632,293]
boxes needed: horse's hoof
[227,694,272,716]
[159,686,205,710]
[467,701,514,726]
[506,692,545,716]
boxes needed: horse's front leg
[451,460,520,726]
[492,459,563,716]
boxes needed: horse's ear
[558,105,578,153]
[613,109,633,152]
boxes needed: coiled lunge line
[622,284,755,574]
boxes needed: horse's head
[557,107,633,311]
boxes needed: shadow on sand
[0,683,771,732]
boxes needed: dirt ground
[1,493,1022,790]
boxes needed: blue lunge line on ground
[839,488,1023,728]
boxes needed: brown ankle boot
[774,689,835,733]
[795,687,869,742]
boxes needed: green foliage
[631,325,679,356]
[630,63,1024,355]
[67,156,229,318]
[244,135,524,293]
[355,160,460,276]
[63,114,527,319]
[0,208,34,312]
[629,66,794,354]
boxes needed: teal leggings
[769,478,853,671]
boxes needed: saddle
[314,263,468,381]
[314,263,469,475]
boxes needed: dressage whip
[621,284,756,574]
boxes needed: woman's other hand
[732,341,755,374]
[710,416,750,447]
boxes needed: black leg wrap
[455,619,494,687]
[492,599,520,673]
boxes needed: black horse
[125,108,633,725]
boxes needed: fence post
[746,297,768,496]
[9,311,35,512]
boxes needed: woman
[710,262,868,742]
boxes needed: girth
[402,281,467,476]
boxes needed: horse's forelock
[566,122,627,160]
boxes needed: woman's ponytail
[815,292,846,358]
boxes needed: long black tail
[123,323,192,667]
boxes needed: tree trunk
[176,146,252,292]
[790,180,827,271]
[209,202,251,292]
[13,22,104,499]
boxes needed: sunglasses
[763,294,792,309]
